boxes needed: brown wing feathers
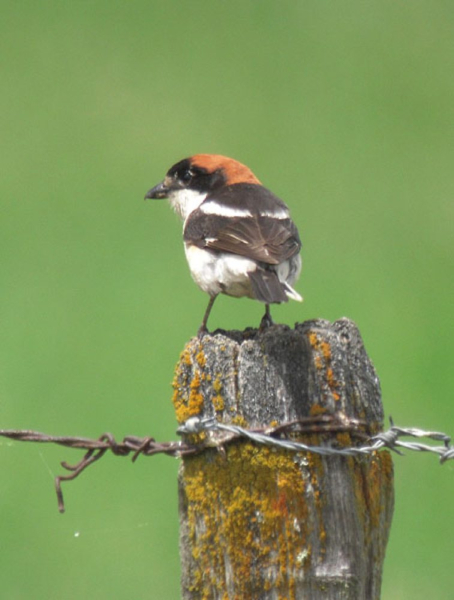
[183,183,301,265]
[206,217,299,265]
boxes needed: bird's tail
[249,270,302,304]
[282,282,303,302]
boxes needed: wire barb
[0,416,452,512]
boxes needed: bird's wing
[213,216,299,264]
[183,184,301,265]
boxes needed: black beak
[144,180,169,200]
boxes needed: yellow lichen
[181,346,193,366]
[172,341,230,421]
[188,371,204,415]
[212,394,225,412]
[172,342,206,423]
[181,443,316,598]
[231,415,248,427]
[336,432,352,447]
[307,331,340,403]
[213,374,222,394]
[309,404,327,417]
[196,348,206,368]
[350,451,394,545]
[308,332,319,349]
[320,340,331,361]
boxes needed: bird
[145,154,302,336]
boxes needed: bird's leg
[197,294,218,338]
[259,304,274,330]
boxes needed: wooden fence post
[174,318,394,600]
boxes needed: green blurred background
[1,1,453,598]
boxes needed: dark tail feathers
[248,270,288,304]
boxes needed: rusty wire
[0,429,195,512]
[0,415,452,513]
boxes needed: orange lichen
[326,367,334,386]
[350,451,394,545]
[320,340,331,361]
[181,346,193,366]
[307,331,340,403]
[309,404,327,417]
[196,348,206,368]
[189,371,204,413]
[181,443,318,598]
[173,369,204,423]
[172,342,207,423]
[213,374,222,394]
[308,332,319,349]
[212,393,224,412]
[231,415,248,427]
[172,372,189,424]
[336,432,352,447]
[172,343,230,421]
[211,374,225,411]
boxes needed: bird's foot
[197,325,210,339]
[259,307,274,332]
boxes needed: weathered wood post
[174,318,394,600]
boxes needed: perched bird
[145,154,302,336]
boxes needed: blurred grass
[1,1,453,598]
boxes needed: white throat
[168,189,208,221]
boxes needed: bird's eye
[180,169,193,183]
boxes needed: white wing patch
[199,202,253,218]
[259,208,289,219]
[199,202,289,220]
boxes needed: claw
[197,325,209,339]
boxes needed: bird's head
[145,154,261,220]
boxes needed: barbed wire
[178,416,453,461]
[0,415,452,512]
